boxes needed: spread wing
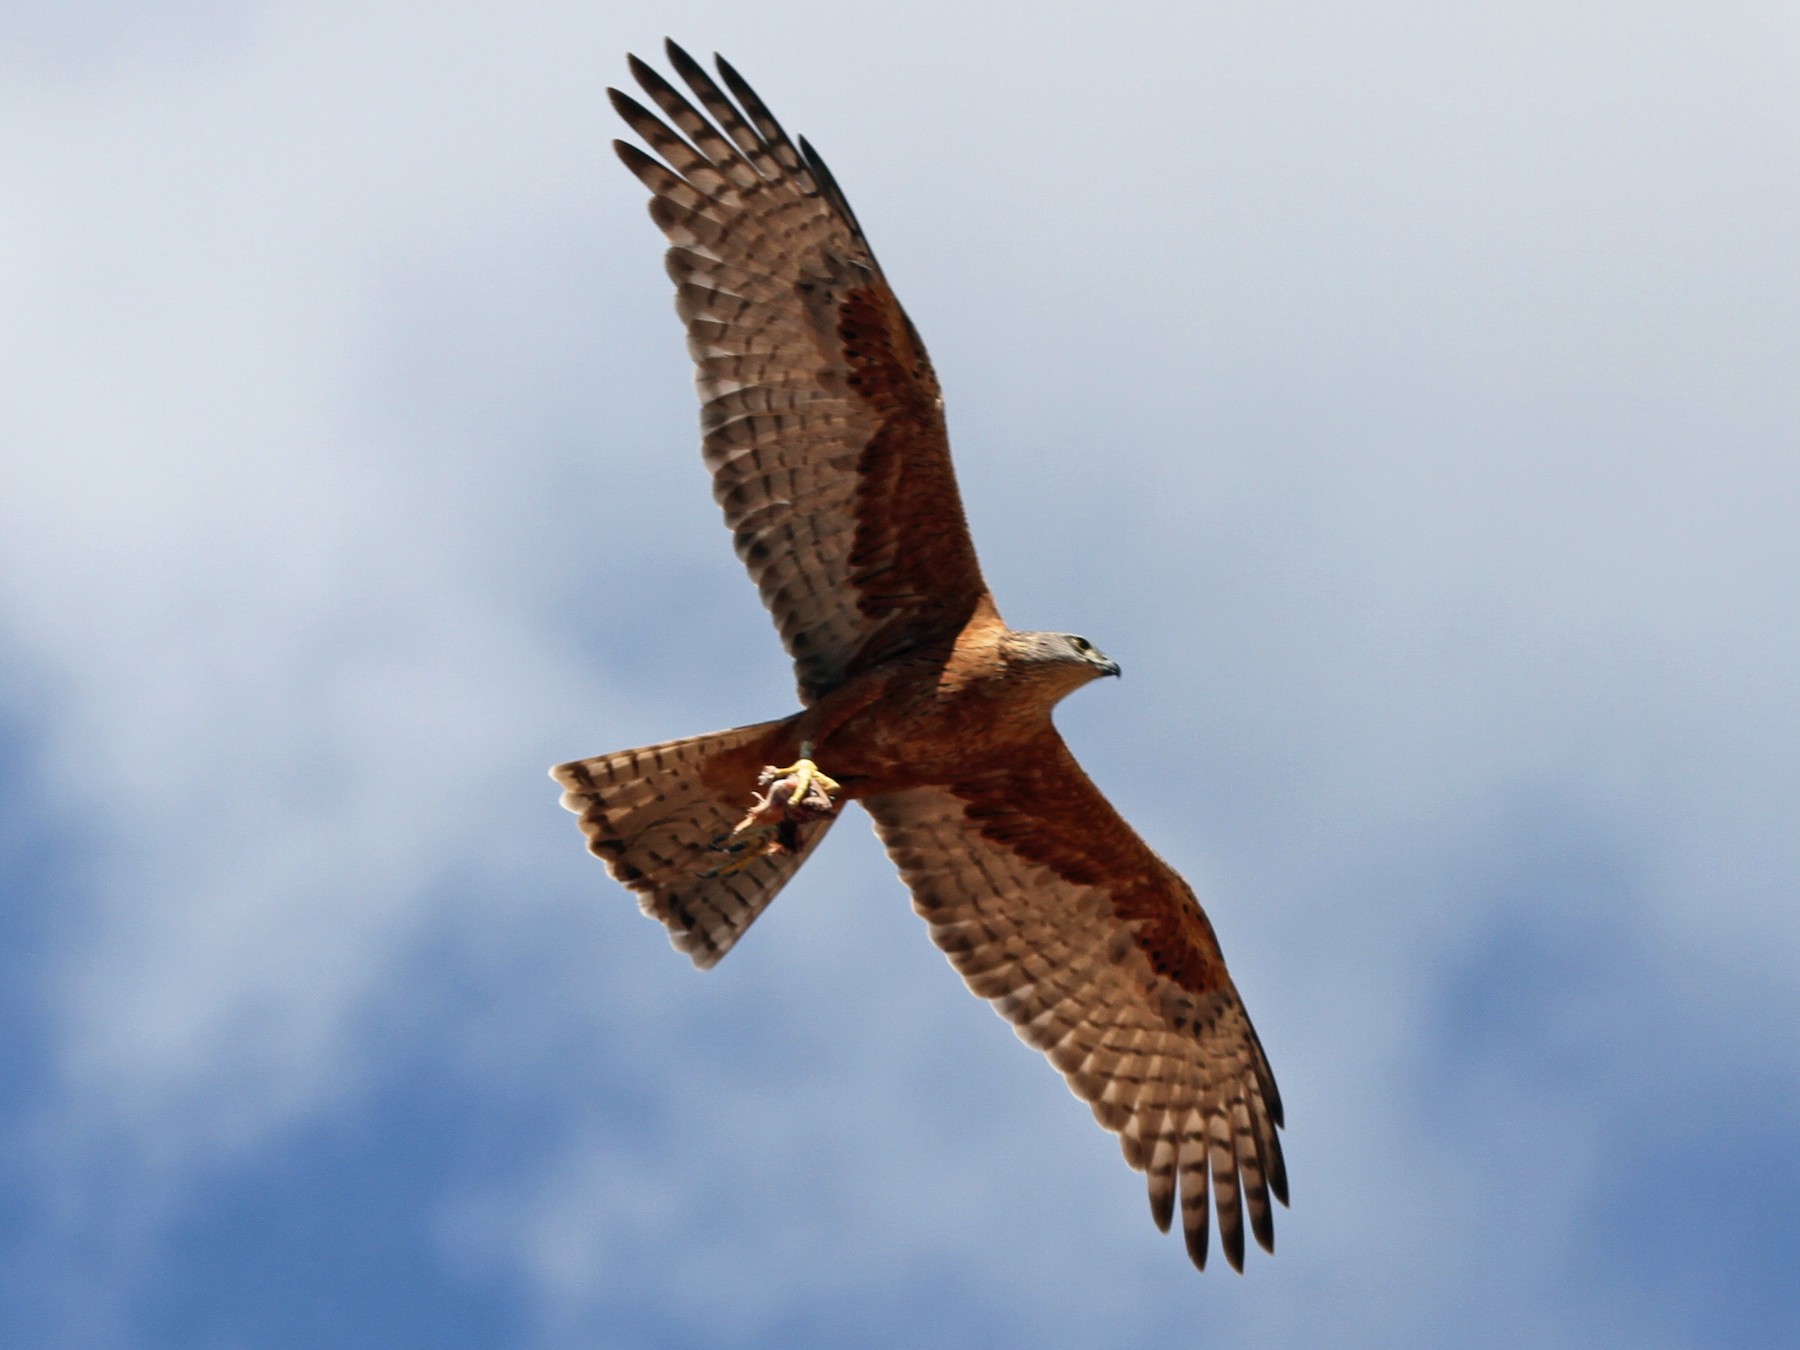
[863,735,1287,1272]
[612,43,990,705]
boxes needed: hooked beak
[1098,657,1122,679]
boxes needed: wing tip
[1182,1216,1210,1272]
[1222,1226,1246,1274]
[1148,1183,1175,1235]
[626,50,658,87]
[663,37,705,83]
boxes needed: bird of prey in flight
[554,41,1287,1272]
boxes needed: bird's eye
[1070,636,1091,653]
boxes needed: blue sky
[3,2,1798,1346]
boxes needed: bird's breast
[801,654,1050,795]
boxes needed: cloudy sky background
[3,2,1797,1346]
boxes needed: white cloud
[2,2,1797,1345]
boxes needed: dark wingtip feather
[713,54,810,179]
[663,38,709,89]
[627,51,659,89]
[1249,1021,1285,1128]
[611,138,659,178]
[608,87,680,156]
[712,51,754,98]
[1249,1193,1276,1255]
[1182,1217,1209,1272]
[1149,1182,1175,1234]
[713,53,780,129]
[1222,1214,1246,1274]
[798,134,868,241]
[628,51,690,115]
[607,86,660,130]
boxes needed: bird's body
[752,603,1095,788]
[554,42,1287,1273]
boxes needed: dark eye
[1070,636,1091,653]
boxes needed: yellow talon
[702,744,841,878]
[764,756,840,805]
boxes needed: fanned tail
[552,719,831,967]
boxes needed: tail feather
[552,720,830,968]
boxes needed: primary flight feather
[554,40,1287,1273]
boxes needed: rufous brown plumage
[554,40,1286,1273]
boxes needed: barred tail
[551,719,831,968]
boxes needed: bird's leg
[759,742,841,813]
[705,742,840,875]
